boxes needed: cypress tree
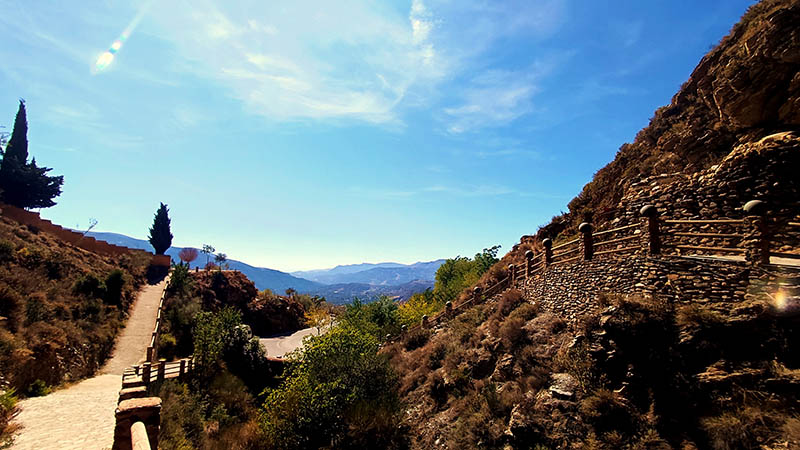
[148,203,173,255]
[0,100,63,209]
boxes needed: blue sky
[0,0,755,272]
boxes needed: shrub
[404,327,430,351]
[43,251,65,279]
[499,316,526,348]
[26,379,50,397]
[0,240,13,261]
[0,389,19,446]
[104,269,125,306]
[580,389,636,434]
[497,289,524,316]
[168,264,193,298]
[25,293,50,325]
[261,325,402,449]
[0,285,23,332]
[73,274,103,298]
[15,247,43,268]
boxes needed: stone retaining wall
[520,255,760,320]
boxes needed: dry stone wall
[601,132,800,253]
[520,255,767,320]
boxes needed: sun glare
[94,51,115,72]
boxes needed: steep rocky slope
[548,0,800,239]
[385,1,800,448]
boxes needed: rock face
[192,271,307,335]
[550,0,800,235]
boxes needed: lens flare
[92,1,153,74]
[773,290,787,311]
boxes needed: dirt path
[259,327,319,358]
[11,278,168,450]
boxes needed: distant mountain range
[292,260,445,285]
[85,231,443,304]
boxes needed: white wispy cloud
[147,0,443,124]
[142,0,567,126]
[443,69,540,134]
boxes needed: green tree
[201,244,215,265]
[0,100,63,209]
[433,245,501,304]
[148,203,173,255]
[261,325,403,449]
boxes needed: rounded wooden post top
[743,200,766,216]
[508,263,515,270]
[524,250,533,260]
[578,222,593,233]
[640,205,658,217]
[542,238,552,249]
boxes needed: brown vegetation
[385,290,800,449]
[0,215,149,395]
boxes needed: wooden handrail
[551,255,581,265]
[671,232,744,238]
[594,234,639,247]
[592,223,639,237]
[788,222,800,227]
[664,219,744,225]
[553,246,580,258]
[595,246,638,257]
[769,251,800,259]
[551,237,580,251]
[676,245,745,254]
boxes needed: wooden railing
[394,200,799,339]
[122,358,194,388]
[145,274,172,362]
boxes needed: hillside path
[11,277,167,450]
[259,327,319,358]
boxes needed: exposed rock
[491,354,515,382]
[549,373,578,400]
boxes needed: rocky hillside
[0,215,150,394]
[546,0,800,239]
[383,1,800,448]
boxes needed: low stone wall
[0,203,152,259]
[521,255,756,320]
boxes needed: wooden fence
[122,358,194,388]
[397,200,799,338]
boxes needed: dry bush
[496,289,524,317]
[403,327,430,351]
[677,304,725,330]
[580,389,636,435]
[499,316,526,349]
[700,406,781,450]
[782,417,800,446]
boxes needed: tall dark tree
[0,100,63,209]
[148,203,173,255]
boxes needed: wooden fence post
[578,222,593,261]
[445,301,453,317]
[473,286,482,303]
[421,315,429,329]
[157,359,166,382]
[640,205,661,255]
[743,200,770,265]
[179,359,186,378]
[146,346,154,363]
[525,250,534,277]
[543,239,553,266]
[508,264,515,285]
[142,362,151,385]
